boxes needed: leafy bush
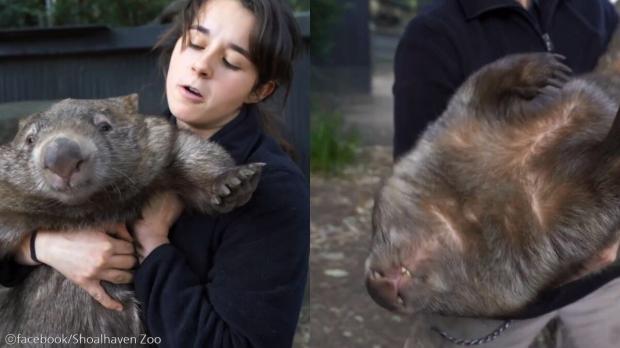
[289,0,309,11]
[0,0,310,29]
[311,99,359,174]
[52,0,171,27]
[310,0,345,61]
[0,0,44,28]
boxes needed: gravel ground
[304,146,413,348]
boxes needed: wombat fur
[366,51,620,320]
[0,95,262,346]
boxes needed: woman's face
[166,0,260,134]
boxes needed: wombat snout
[41,136,94,189]
[365,263,413,312]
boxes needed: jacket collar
[209,104,262,165]
[459,0,522,20]
[166,104,262,165]
[458,0,559,21]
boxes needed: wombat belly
[0,266,143,348]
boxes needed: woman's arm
[133,169,309,348]
[9,224,137,311]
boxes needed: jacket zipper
[541,33,554,52]
[514,6,555,52]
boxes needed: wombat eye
[97,122,112,132]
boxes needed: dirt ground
[293,145,556,348]
[294,146,413,348]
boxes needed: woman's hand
[559,240,620,285]
[133,191,184,263]
[14,224,136,311]
[580,240,619,274]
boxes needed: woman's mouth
[178,85,204,102]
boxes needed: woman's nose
[191,53,214,78]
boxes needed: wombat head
[365,153,489,317]
[6,94,145,205]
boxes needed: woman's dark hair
[156,0,303,157]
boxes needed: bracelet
[30,230,41,264]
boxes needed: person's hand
[133,191,184,263]
[560,240,620,285]
[15,224,136,311]
[581,240,619,272]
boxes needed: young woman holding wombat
[1,0,308,346]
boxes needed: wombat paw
[208,162,265,214]
[513,53,572,99]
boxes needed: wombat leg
[468,53,572,112]
[170,131,263,214]
[205,162,264,214]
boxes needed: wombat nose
[365,266,412,311]
[43,138,85,180]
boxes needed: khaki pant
[405,277,620,348]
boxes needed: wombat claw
[209,162,265,213]
[516,53,572,99]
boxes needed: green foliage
[288,0,309,12]
[311,99,359,174]
[0,0,45,28]
[0,0,308,29]
[52,0,172,27]
[311,0,346,61]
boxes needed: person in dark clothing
[393,0,620,347]
[0,0,308,347]
[393,0,618,159]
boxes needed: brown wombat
[0,95,262,346]
[365,52,620,319]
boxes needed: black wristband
[30,230,41,264]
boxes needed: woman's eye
[189,42,204,50]
[223,58,240,70]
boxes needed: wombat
[365,52,620,319]
[0,95,262,346]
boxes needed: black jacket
[0,105,309,347]
[133,105,309,347]
[393,0,618,158]
[393,0,619,319]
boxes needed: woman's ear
[245,81,276,104]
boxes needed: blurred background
[309,1,428,347]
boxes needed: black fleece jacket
[133,105,309,347]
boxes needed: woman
[1,0,308,347]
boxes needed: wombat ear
[17,112,40,130]
[108,94,139,114]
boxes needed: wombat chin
[45,188,99,205]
